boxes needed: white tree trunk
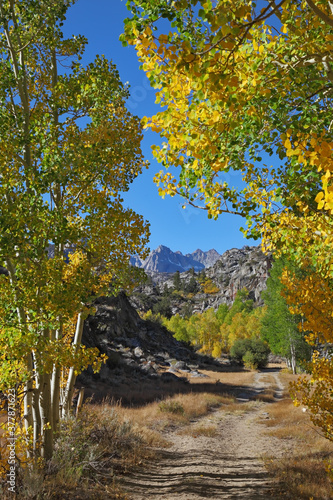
[62,312,85,417]
[289,334,297,374]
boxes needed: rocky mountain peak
[130,245,221,273]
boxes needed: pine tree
[173,270,182,291]
[184,275,198,294]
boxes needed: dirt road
[121,369,289,499]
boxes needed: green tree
[216,303,229,324]
[173,270,182,291]
[153,295,172,318]
[0,0,149,462]
[224,289,253,325]
[261,259,311,374]
[184,274,198,294]
[164,313,190,343]
[198,269,206,282]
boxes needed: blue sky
[63,0,260,256]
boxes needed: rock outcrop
[205,245,271,307]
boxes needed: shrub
[50,405,144,481]
[242,350,258,370]
[230,338,252,361]
[158,400,185,415]
[250,339,270,368]
[152,296,172,318]
[230,338,270,369]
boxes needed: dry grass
[261,372,333,499]
[222,399,263,415]
[179,423,219,438]
[0,400,166,500]
[192,368,256,387]
[39,390,243,498]
[115,392,236,432]
[251,388,276,403]
[82,367,256,407]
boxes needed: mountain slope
[130,245,220,273]
[186,248,221,268]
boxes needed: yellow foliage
[124,0,333,438]
[202,279,220,294]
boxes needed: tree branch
[305,0,333,28]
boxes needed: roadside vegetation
[262,372,333,499]
[2,368,331,499]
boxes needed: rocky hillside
[205,245,271,306]
[130,245,220,273]
[130,245,271,317]
[77,292,221,404]
[76,245,271,403]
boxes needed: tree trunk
[31,383,41,459]
[290,337,297,374]
[33,342,54,461]
[51,326,62,438]
[51,364,61,436]
[38,371,53,461]
[62,312,85,417]
[24,353,34,435]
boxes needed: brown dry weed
[261,372,333,499]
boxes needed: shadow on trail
[120,448,278,499]
[82,379,272,407]
[82,367,284,407]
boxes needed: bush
[158,400,185,415]
[202,279,220,294]
[242,350,258,370]
[230,338,252,361]
[51,404,144,482]
[230,338,270,369]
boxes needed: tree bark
[39,371,53,461]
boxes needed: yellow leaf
[284,138,292,150]
[315,191,324,209]
[150,124,162,133]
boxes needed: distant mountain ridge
[130,245,221,273]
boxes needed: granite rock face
[186,248,221,269]
[205,245,271,307]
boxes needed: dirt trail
[121,369,290,499]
